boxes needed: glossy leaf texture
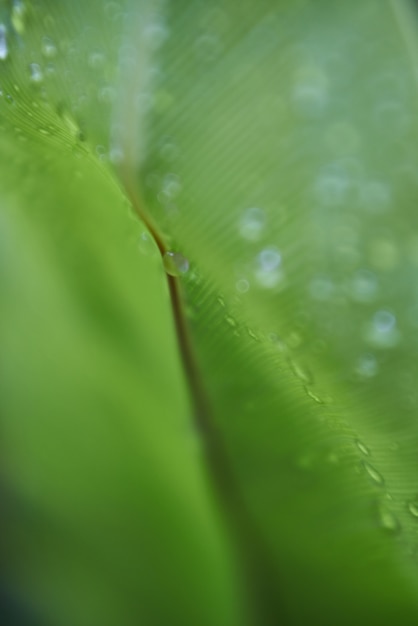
[2,0,418,624]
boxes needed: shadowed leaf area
[1,1,418,625]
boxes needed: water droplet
[315,162,350,206]
[360,180,392,214]
[11,0,27,34]
[374,100,410,138]
[98,85,116,104]
[162,173,181,199]
[29,63,43,84]
[163,251,189,276]
[348,270,378,303]
[95,144,107,159]
[0,24,8,61]
[235,278,250,294]
[309,275,335,301]
[286,331,302,349]
[325,121,361,155]
[290,361,313,385]
[364,462,384,486]
[247,327,259,341]
[407,498,418,518]
[144,21,169,50]
[225,315,237,328]
[355,353,378,378]
[306,388,325,404]
[239,207,266,241]
[377,502,400,534]
[292,66,329,118]
[365,310,401,349]
[255,246,283,289]
[109,146,125,165]
[41,37,57,59]
[355,439,370,456]
[195,33,222,62]
[88,51,105,69]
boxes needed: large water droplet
[0,24,8,61]
[163,251,189,276]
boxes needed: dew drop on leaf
[255,246,283,289]
[309,275,335,301]
[365,310,401,349]
[407,498,418,518]
[290,361,313,385]
[29,63,43,83]
[235,278,250,294]
[377,503,400,534]
[0,24,8,61]
[355,439,370,456]
[306,388,325,404]
[348,269,378,303]
[247,327,259,341]
[239,207,265,241]
[11,0,27,34]
[355,353,378,378]
[224,315,237,329]
[292,65,329,118]
[364,462,385,487]
[41,36,57,59]
[163,251,189,276]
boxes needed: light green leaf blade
[0,126,243,625]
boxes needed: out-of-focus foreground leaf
[0,7,243,623]
[2,0,418,624]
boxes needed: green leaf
[2,0,418,624]
[0,119,242,625]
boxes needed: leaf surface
[2,0,418,624]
